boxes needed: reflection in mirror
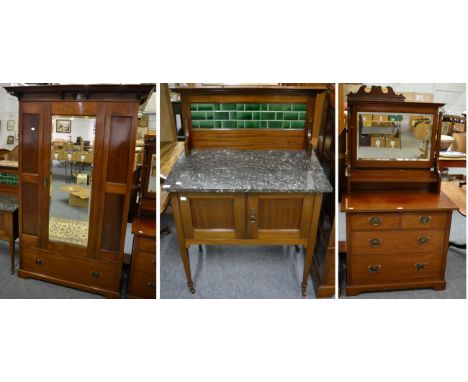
[356,112,433,161]
[49,116,95,247]
[148,154,156,193]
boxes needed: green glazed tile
[213,104,220,111]
[252,112,260,120]
[191,111,206,120]
[292,104,307,111]
[206,112,214,120]
[236,104,244,111]
[245,103,260,111]
[236,121,245,128]
[190,104,198,111]
[268,104,284,111]
[284,112,299,120]
[229,112,237,119]
[260,112,275,120]
[298,112,306,120]
[291,120,305,129]
[268,121,282,128]
[260,121,268,128]
[245,121,260,128]
[197,104,214,111]
[222,121,236,128]
[221,103,236,111]
[215,112,229,120]
[191,121,199,128]
[282,121,291,128]
[237,112,252,120]
[199,120,214,128]
[275,112,283,120]
[260,104,268,111]
[214,121,221,128]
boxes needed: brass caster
[301,284,307,297]
[189,287,196,294]
[295,245,300,253]
[198,245,203,252]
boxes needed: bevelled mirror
[49,115,95,247]
[356,111,433,161]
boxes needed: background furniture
[341,85,458,296]
[127,135,156,298]
[0,195,18,274]
[6,84,154,298]
[165,85,333,296]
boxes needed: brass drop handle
[418,216,432,224]
[90,271,102,278]
[147,282,156,291]
[415,263,427,271]
[369,238,382,247]
[368,265,381,274]
[249,208,256,224]
[369,217,383,226]
[418,236,430,245]
[35,258,43,266]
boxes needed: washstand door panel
[19,102,46,248]
[247,193,313,240]
[178,193,245,240]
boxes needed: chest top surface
[341,190,458,213]
[165,149,333,194]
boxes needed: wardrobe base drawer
[20,246,122,293]
[127,270,156,299]
[348,252,443,285]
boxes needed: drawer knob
[418,216,432,224]
[35,258,43,266]
[368,265,381,274]
[369,238,382,247]
[369,217,383,226]
[249,208,256,224]
[147,282,156,291]
[417,236,430,245]
[90,271,102,278]
[415,263,427,271]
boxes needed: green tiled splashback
[0,172,18,186]
[190,103,307,129]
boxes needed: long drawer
[21,246,122,291]
[349,252,443,285]
[350,229,446,255]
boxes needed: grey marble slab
[0,194,18,212]
[164,150,333,193]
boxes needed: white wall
[0,84,19,150]
[51,116,95,143]
[367,83,467,114]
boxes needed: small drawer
[132,250,156,274]
[349,213,400,230]
[127,270,156,299]
[401,212,448,230]
[348,252,442,285]
[134,236,155,254]
[21,247,121,291]
[350,229,445,255]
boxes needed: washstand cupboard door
[247,193,314,240]
[177,193,246,241]
[18,102,47,249]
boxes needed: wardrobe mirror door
[48,115,96,247]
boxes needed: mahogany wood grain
[350,212,400,230]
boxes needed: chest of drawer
[350,229,446,255]
[401,212,448,229]
[350,212,400,231]
[348,252,443,285]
